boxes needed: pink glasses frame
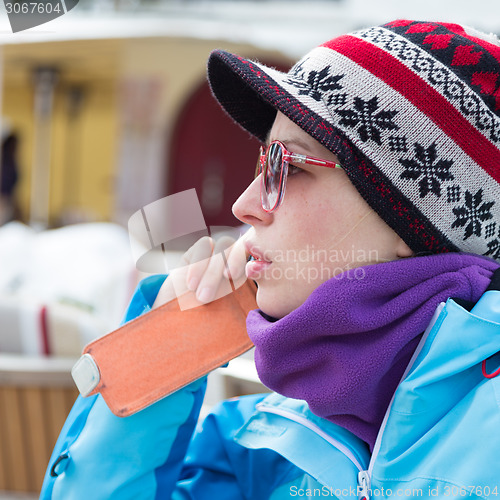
[255,140,342,213]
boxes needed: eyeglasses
[255,140,342,213]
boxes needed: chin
[255,288,292,320]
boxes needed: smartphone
[71,280,257,416]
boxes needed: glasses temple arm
[287,153,341,169]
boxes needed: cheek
[275,201,342,270]
[279,193,376,274]
[286,194,345,250]
[279,203,329,250]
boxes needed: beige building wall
[1,36,290,226]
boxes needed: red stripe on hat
[322,35,500,183]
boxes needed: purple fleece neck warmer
[246,253,499,450]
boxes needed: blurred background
[0,0,498,496]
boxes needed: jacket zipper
[255,403,365,472]
[358,470,371,500]
[356,301,447,500]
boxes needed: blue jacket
[41,275,500,499]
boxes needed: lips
[245,242,272,263]
[244,241,272,280]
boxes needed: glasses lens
[262,142,283,211]
[254,146,264,179]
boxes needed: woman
[42,20,500,499]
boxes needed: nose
[232,174,273,227]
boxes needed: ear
[396,237,415,258]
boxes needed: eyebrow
[265,132,314,154]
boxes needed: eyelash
[287,164,303,176]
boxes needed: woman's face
[233,112,412,318]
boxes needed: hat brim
[207,50,278,143]
[207,49,341,152]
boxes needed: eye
[288,164,303,176]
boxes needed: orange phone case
[72,280,257,417]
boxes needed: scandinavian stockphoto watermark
[251,244,375,283]
[2,0,79,33]
[127,189,374,309]
[289,484,499,497]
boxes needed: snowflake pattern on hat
[333,96,399,145]
[452,189,495,240]
[284,61,345,102]
[399,143,454,198]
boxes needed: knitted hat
[207,20,500,260]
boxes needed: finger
[182,236,214,265]
[223,235,249,284]
[184,236,215,291]
[195,236,235,303]
[215,235,237,256]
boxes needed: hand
[152,231,249,310]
